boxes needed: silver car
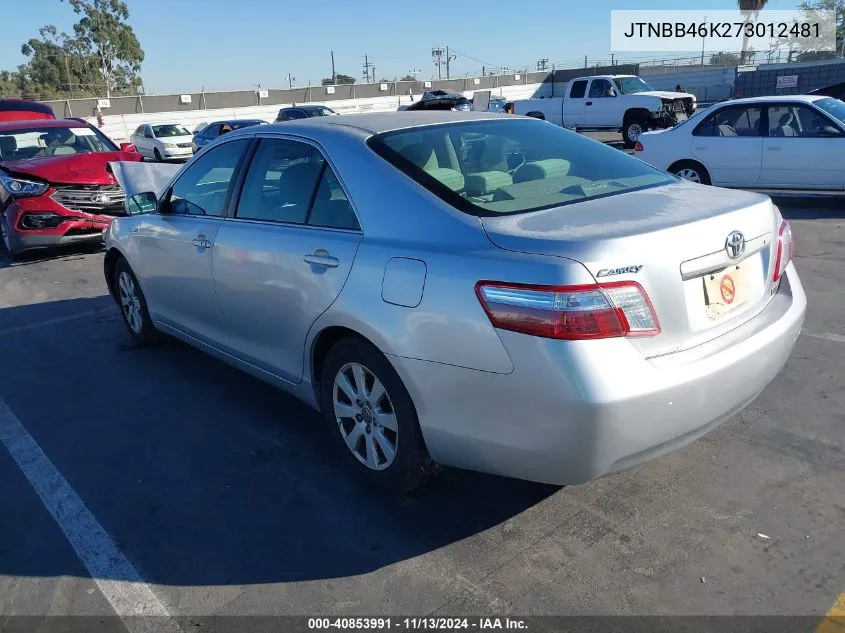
[103,111,806,491]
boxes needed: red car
[0,119,141,258]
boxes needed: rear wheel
[114,257,161,346]
[669,160,711,185]
[320,337,434,492]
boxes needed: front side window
[588,79,614,99]
[768,104,841,137]
[368,119,674,217]
[168,139,250,217]
[305,107,337,117]
[694,106,761,137]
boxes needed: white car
[635,95,845,191]
[130,123,194,162]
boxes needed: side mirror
[126,191,158,216]
[144,132,153,139]
[819,125,841,137]
[120,142,138,153]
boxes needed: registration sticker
[703,265,749,320]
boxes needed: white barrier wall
[86,83,549,144]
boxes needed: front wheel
[114,258,161,346]
[623,117,648,149]
[0,216,19,260]
[320,337,434,492]
[153,148,162,162]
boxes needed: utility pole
[536,58,548,71]
[64,53,73,99]
[363,54,375,83]
[610,53,615,66]
[701,15,707,66]
[584,55,588,68]
[287,73,295,89]
[331,50,336,85]
[445,46,456,79]
[432,46,444,80]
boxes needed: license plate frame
[703,264,749,320]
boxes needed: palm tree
[738,0,769,63]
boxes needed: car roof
[714,94,829,105]
[0,118,90,132]
[258,110,507,135]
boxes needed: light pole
[701,15,707,66]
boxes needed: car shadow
[0,243,104,270]
[0,296,560,587]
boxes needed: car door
[137,125,156,157]
[585,78,618,128]
[131,125,145,151]
[212,137,363,383]
[133,138,252,346]
[563,79,588,128]
[690,104,763,187]
[760,103,845,190]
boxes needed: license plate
[703,264,749,320]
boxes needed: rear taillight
[475,281,660,340]
[634,141,644,151]
[772,219,793,282]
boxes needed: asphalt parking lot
[0,195,843,628]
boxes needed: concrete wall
[734,58,845,97]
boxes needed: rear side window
[569,80,587,99]
[368,119,674,217]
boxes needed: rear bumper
[390,264,806,485]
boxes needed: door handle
[192,235,213,249]
[129,226,140,233]
[585,101,593,106]
[303,250,339,268]
[767,146,783,151]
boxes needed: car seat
[773,112,797,137]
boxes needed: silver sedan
[103,111,806,491]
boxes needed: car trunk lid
[480,181,781,358]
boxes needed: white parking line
[803,331,845,345]
[0,398,181,632]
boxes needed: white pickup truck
[509,75,696,148]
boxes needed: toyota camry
[103,111,806,491]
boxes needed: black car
[404,90,473,112]
[192,118,266,153]
[275,105,339,122]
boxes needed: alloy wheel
[332,362,398,471]
[676,168,702,183]
[118,271,143,334]
[627,123,643,142]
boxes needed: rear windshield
[367,119,674,216]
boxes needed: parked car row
[100,111,805,492]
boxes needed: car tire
[319,337,434,492]
[623,117,649,149]
[153,148,162,162]
[114,257,161,346]
[0,216,19,260]
[669,160,711,186]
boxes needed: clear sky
[0,0,799,95]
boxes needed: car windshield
[813,97,845,125]
[305,107,336,117]
[368,119,674,217]
[152,124,190,137]
[0,125,116,161]
[613,76,654,95]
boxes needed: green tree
[400,74,417,81]
[19,25,72,99]
[63,0,144,97]
[738,0,769,63]
[796,0,844,59]
[710,51,741,65]
[321,73,356,85]
[0,70,22,97]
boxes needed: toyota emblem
[725,231,745,259]
[90,193,111,204]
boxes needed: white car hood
[156,135,194,145]
[637,90,696,101]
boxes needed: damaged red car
[0,119,141,258]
